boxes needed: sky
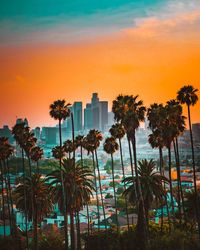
[0,0,200,128]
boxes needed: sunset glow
[0,0,200,127]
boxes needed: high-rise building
[192,123,200,143]
[99,101,108,131]
[84,103,93,130]
[73,102,82,132]
[34,127,41,140]
[91,93,100,130]
[41,127,58,145]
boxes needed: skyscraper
[84,103,93,130]
[99,101,108,131]
[73,102,83,132]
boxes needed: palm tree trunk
[127,137,138,201]
[159,147,171,231]
[175,137,187,222]
[0,160,6,237]
[159,147,164,232]
[92,152,100,232]
[187,104,200,235]
[22,149,29,249]
[76,211,81,250]
[110,154,119,232]
[33,199,38,250]
[81,145,90,237]
[59,119,69,250]
[131,135,148,240]
[168,146,175,223]
[173,140,181,223]
[5,160,15,234]
[94,150,107,231]
[3,160,12,235]
[119,138,130,230]
[70,211,75,250]
[36,161,39,175]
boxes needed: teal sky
[0,0,200,45]
[0,0,177,45]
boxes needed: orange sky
[0,9,200,128]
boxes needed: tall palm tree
[50,99,71,250]
[109,123,130,229]
[0,137,14,235]
[85,130,107,231]
[123,159,169,230]
[75,134,88,246]
[12,123,29,247]
[15,174,53,250]
[103,137,119,231]
[177,85,200,233]
[48,159,95,250]
[30,146,43,174]
[83,135,101,232]
[166,99,186,222]
[112,95,147,238]
[147,104,171,228]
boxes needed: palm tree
[63,140,77,159]
[30,146,43,174]
[166,99,186,222]
[185,189,200,226]
[48,159,95,250]
[15,174,53,250]
[85,130,107,231]
[50,99,71,250]
[75,134,88,246]
[123,159,169,230]
[177,85,200,233]
[83,135,101,232]
[103,137,119,231]
[112,95,147,238]
[147,104,171,228]
[12,123,29,247]
[0,137,14,236]
[109,123,130,229]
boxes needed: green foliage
[37,233,65,250]
[105,193,113,199]
[83,227,200,250]
[0,236,21,250]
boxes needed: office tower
[108,112,114,126]
[99,101,108,131]
[91,93,100,130]
[34,127,41,140]
[41,127,58,145]
[84,103,93,130]
[73,102,83,132]
[192,123,200,143]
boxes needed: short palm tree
[123,159,169,229]
[50,99,71,250]
[48,159,94,250]
[104,137,119,231]
[15,174,53,250]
